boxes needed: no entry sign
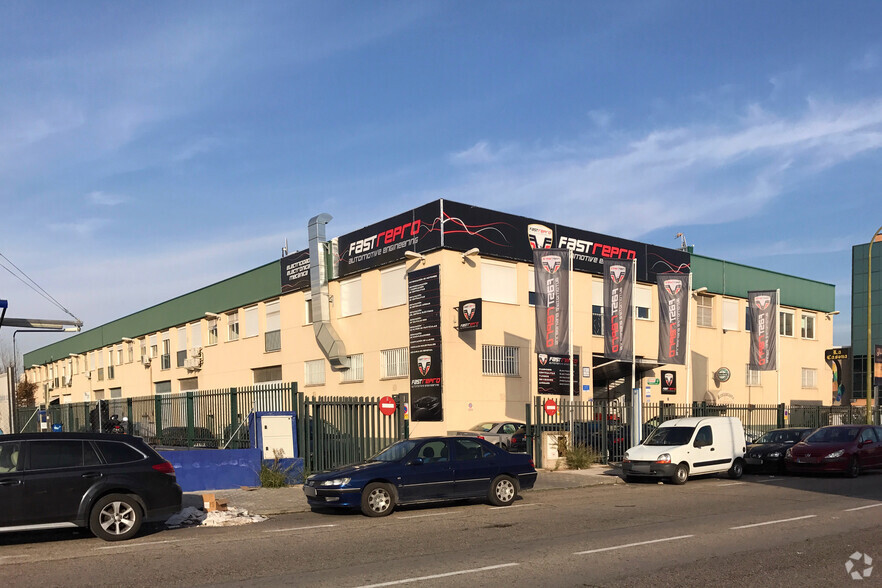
[379,396,397,416]
[544,398,558,416]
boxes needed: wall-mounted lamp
[404,251,426,263]
[692,286,708,295]
[461,247,480,263]
[205,312,221,319]
[68,353,81,358]
[121,337,134,342]
[825,310,840,319]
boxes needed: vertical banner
[533,249,570,355]
[603,260,634,361]
[409,266,442,421]
[748,290,778,371]
[656,273,689,365]
[825,348,852,405]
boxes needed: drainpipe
[308,214,349,370]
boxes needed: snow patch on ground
[165,506,266,528]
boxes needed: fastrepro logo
[417,355,431,377]
[462,303,476,322]
[846,552,873,580]
[541,255,562,274]
[609,265,627,284]
[754,295,771,310]
[538,354,548,366]
[527,224,554,250]
[664,279,682,295]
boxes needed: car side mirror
[694,440,707,449]
[861,440,873,447]
[408,458,425,466]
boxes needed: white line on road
[730,515,816,529]
[264,524,338,533]
[354,563,519,587]
[845,503,882,512]
[96,539,181,550]
[0,555,29,561]
[574,535,694,555]
[489,503,539,510]
[756,478,786,483]
[396,512,451,519]
[718,482,745,486]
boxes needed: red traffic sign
[379,396,397,416]
[544,398,558,416]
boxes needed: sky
[3,1,881,358]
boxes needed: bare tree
[16,379,37,408]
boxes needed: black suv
[0,433,182,541]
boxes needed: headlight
[623,453,630,463]
[785,448,792,458]
[655,453,671,464]
[320,477,351,486]
[768,452,781,458]
[825,449,845,459]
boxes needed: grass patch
[259,449,295,488]
[565,443,600,470]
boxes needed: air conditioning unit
[184,356,203,371]
[189,347,203,358]
[85,372,92,380]
[141,356,151,366]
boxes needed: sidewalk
[185,465,624,517]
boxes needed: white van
[621,416,746,484]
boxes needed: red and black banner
[533,249,570,355]
[661,370,677,395]
[603,260,634,361]
[748,290,778,371]
[537,354,580,395]
[657,273,689,365]
[408,265,442,421]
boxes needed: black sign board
[537,354,580,396]
[661,370,677,395]
[280,249,311,293]
[457,298,482,331]
[409,265,442,421]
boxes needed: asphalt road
[3,472,882,587]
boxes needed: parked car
[449,422,525,450]
[155,426,219,448]
[745,428,815,473]
[303,436,537,516]
[510,426,527,452]
[621,416,746,484]
[785,425,882,477]
[0,433,182,541]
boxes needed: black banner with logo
[825,347,852,405]
[533,249,570,355]
[537,354,580,395]
[457,298,482,331]
[875,344,882,387]
[657,273,689,365]
[661,370,677,395]
[603,260,634,361]
[408,265,442,421]
[280,249,311,293]
[748,290,778,371]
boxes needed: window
[528,267,536,306]
[482,345,520,376]
[342,354,364,382]
[127,342,134,363]
[179,377,199,392]
[418,440,450,462]
[304,359,326,386]
[265,300,281,352]
[116,345,123,366]
[454,438,492,461]
[744,307,751,331]
[95,441,143,464]
[304,298,314,324]
[190,322,202,348]
[592,281,603,336]
[253,365,283,384]
[694,425,713,447]
[340,277,362,317]
[380,265,407,308]
[636,286,651,320]
[722,298,739,331]
[28,441,85,470]
[208,319,218,346]
[746,364,761,386]
[140,339,147,362]
[381,348,408,378]
[696,295,713,327]
[155,381,172,395]
[161,336,171,370]
[177,326,187,367]
[801,368,817,388]
[481,261,517,304]
[801,313,816,340]
[244,305,259,338]
[780,310,794,337]
[227,311,239,341]
[149,334,158,359]
[110,387,122,399]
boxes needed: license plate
[745,458,762,465]
[633,464,650,473]
[304,486,317,496]
[796,458,813,464]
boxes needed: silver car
[449,422,525,451]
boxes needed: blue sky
[3,1,881,356]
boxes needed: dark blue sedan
[303,436,537,516]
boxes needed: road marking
[489,503,538,510]
[718,482,745,486]
[0,555,29,561]
[96,539,181,550]
[730,515,816,529]
[574,535,694,555]
[756,478,785,483]
[264,524,337,533]
[845,503,882,512]
[397,513,450,519]
[354,563,519,587]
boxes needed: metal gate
[527,398,628,468]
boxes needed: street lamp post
[868,226,882,425]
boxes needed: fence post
[601,401,609,464]
[525,402,532,458]
[126,398,133,435]
[777,403,785,428]
[229,387,239,448]
[154,395,163,440]
[534,396,543,469]
[186,391,195,447]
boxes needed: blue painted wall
[159,448,263,492]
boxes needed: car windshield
[470,423,496,433]
[806,427,859,444]
[755,430,806,444]
[643,426,696,446]
[369,439,421,462]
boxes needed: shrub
[259,449,295,488]
[565,443,599,470]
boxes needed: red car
[784,425,882,477]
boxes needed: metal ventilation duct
[308,214,349,370]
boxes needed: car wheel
[89,494,143,541]
[847,456,860,478]
[361,483,395,517]
[488,475,518,506]
[671,463,689,485]
[728,458,744,480]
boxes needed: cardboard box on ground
[201,493,228,512]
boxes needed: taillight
[529,458,535,468]
[477,436,484,440]
[152,461,176,475]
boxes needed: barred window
[697,295,713,327]
[801,368,817,388]
[342,354,364,383]
[381,348,408,378]
[482,345,520,376]
[746,364,761,387]
[304,360,326,386]
[253,365,282,384]
[592,305,604,336]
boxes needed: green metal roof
[24,260,282,368]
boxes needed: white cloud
[47,218,110,236]
[86,191,127,206]
[851,49,879,71]
[450,141,504,165]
